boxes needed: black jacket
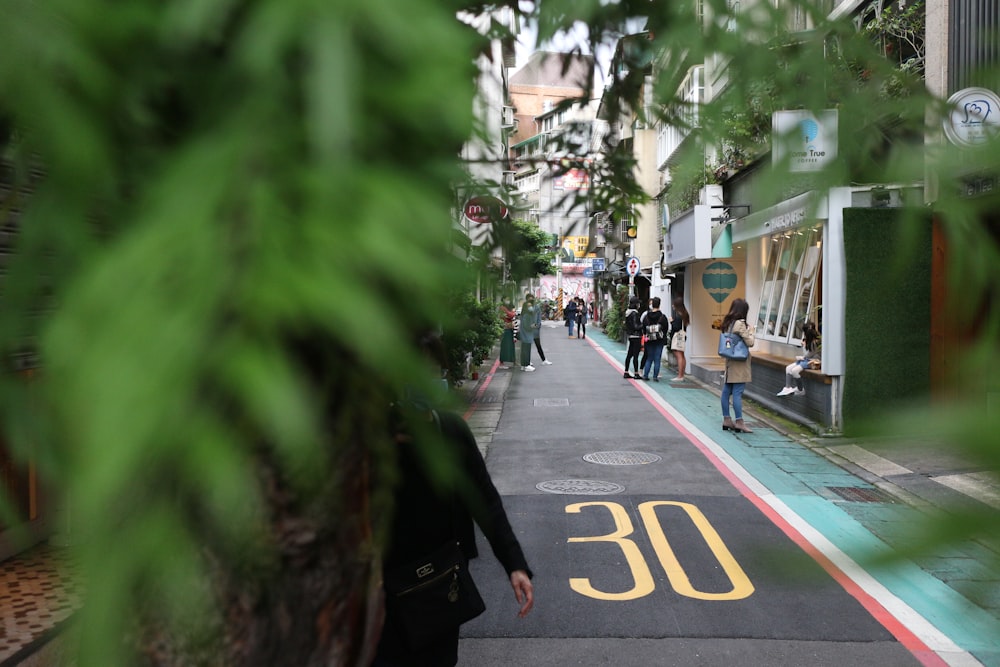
[383,410,531,577]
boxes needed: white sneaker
[777,387,795,397]
[542,360,553,365]
[794,388,805,396]
[522,365,536,372]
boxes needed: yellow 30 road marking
[565,501,655,601]
[565,500,754,602]
[639,501,754,601]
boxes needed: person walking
[564,297,578,338]
[640,297,669,382]
[531,314,553,366]
[669,296,690,382]
[575,297,588,339]
[720,298,756,433]
[623,296,644,379]
[518,294,541,372]
[376,334,534,667]
[499,297,517,370]
[777,321,820,397]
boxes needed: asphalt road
[456,324,926,667]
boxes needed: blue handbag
[718,332,750,360]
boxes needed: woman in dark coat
[373,339,533,666]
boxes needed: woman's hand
[509,570,534,617]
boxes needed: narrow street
[457,322,1000,667]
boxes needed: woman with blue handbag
[719,298,756,433]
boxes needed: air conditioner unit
[501,106,515,128]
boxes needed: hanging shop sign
[943,87,1000,148]
[463,196,509,224]
[772,109,839,173]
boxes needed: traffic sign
[592,258,606,272]
[626,256,640,277]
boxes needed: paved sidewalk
[460,321,1000,666]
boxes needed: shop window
[756,225,822,343]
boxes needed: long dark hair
[720,298,750,333]
[672,296,690,328]
[802,321,820,352]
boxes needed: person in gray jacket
[518,294,541,372]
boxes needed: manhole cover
[827,486,898,503]
[583,451,661,465]
[536,480,625,495]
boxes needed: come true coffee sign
[464,196,509,224]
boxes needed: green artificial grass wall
[842,208,932,433]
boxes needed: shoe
[652,377,659,382]
[499,364,511,370]
[522,365,535,372]
[777,387,795,396]
[794,388,805,396]
[734,419,754,433]
[670,376,684,382]
[624,372,631,378]
[542,360,553,365]
[722,417,736,431]
[631,372,641,379]
[640,376,649,381]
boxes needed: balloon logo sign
[702,262,737,303]
[463,196,509,225]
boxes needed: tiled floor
[0,544,81,665]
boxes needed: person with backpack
[623,296,644,379]
[640,297,669,382]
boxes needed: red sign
[463,196,509,225]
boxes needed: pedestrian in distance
[623,296,644,379]
[531,302,553,366]
[640,297,669,382]
[777,321,821,397]
[518,294,542,372]
[575,297,588,339]
[375,333,534,667]
[498,297,517,370]
[669,296,690,382]
[564,297,578,337]
[719,298,756,433]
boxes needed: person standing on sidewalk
[720,298,756,433]
[575,297,588,339]
[669,296,690,382]
[641,297,669,382]
[531,309,553,366]
[564,297,578,338]
[376,334,534,666]
[518,294,541,372]
[499,297,517,370]
[623,296,644,378]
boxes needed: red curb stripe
[588,339,949,667]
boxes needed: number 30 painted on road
[565,501,755,601]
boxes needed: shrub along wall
[842,207,932,433]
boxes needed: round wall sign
[463,196,509,224]
[943,87,1000,148]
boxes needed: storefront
[666,186,929,433]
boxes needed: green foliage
[0,0,995,660]
[841,208,932,431]
[442,293,502,385]
[601,285,630,342]
[494,218,556,283]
